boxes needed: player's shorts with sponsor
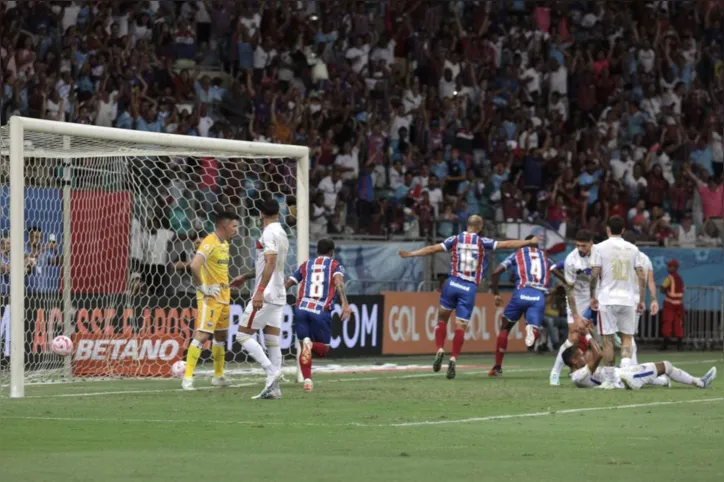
[598,304,637,335]
[503,287,546,327]
[295,307,332,344]
[439,277,477,322]
[241,301,284,330]
[566,306,596,325]
[196,296,230,333]
[620,363,659,386]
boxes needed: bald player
[399,215,539,379]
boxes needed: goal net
[0,117,309,398]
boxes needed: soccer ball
[51,335,73,356]
[171,361,186,379]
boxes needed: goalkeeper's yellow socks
[212,341,225,377]
[184,339,203,379]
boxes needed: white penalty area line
[2,397,722,429]
[10,358,722,400]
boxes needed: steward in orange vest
[660,259,684,350]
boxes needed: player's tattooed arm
[635,266,646,312]
[399,244,444,258]
[565,283,579,317]
[550,267,566,284]
[497,235,541,250]
[589,266,601,299]
[334,274,351,320]
[586,336,604,373]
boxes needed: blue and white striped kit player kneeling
[438,232,497,322]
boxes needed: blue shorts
[439,277,477,322]
[294,308,332,344]
[503,287,547,328]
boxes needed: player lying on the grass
[562,330,717,389]
[285,238,351,393]
[231,199,288,400]
[183,211,239,391]
[399,215,539,379]
[489,235,554,377]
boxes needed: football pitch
[1,352,723,482]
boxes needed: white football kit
[590,236,643,335]
[632,251,653,326]
[571,363,660,389]
[241,222,289,330]
[562,246,596,325]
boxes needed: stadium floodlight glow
[1,116,309,398]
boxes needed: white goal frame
[7,116,310,398]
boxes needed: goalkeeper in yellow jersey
[182,211,239,391]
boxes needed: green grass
[1,352,724,482]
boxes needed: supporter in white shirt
[438,68,456,100]
[610,149,636,182]
[637,45,656,73]
[333,142,360,181]
[403,82,423,114]
[677,215,697,248]
[240,12,261,38]
[369,36,396,67]
[389,106,412,141]
[547,60,568,97]
[520,59,543,98]
[345,37,370,74]
[95,91,119,127]
[253,38,277,70]
[317,170,343,212]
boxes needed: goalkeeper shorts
[196,298,230,333]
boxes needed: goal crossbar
[5,116,310,398]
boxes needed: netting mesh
[0,125,301,392]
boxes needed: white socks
[620,357,633,368]
[630,338,638,365]
[604,366,617,383]
[240,336,273,373]
[663,360,703,387]
[552,339,574,375]
[264,333,282,373]
[651,375,670,386]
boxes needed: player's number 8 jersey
[289,256,345,314]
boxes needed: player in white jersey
[590,216,652,388]
[232,199,289,399]
[561,332,717,390]
[613,232,660,367]
[549,230,597,386]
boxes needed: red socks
[435,321,447,350]
[451,328,465,358]
[495,329,509,367]
[300,343,329,380]
[312,342,329,358]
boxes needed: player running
[548,230,597,386]
[285,238,351,392]
[182,211,239,391]
[399,215,539,379]
[489,236,554,376]
[562,331,716,390]
[232,199,289,400]
[590,216,651,389]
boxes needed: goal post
[3,116,309,398]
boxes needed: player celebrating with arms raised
[489,235,554,376]
[232,199,289,400]
[399,215,538,379]
[182,211,239,391]
[285,238,351,392]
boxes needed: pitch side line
[12,358,722,399]
[2,397,722,428]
